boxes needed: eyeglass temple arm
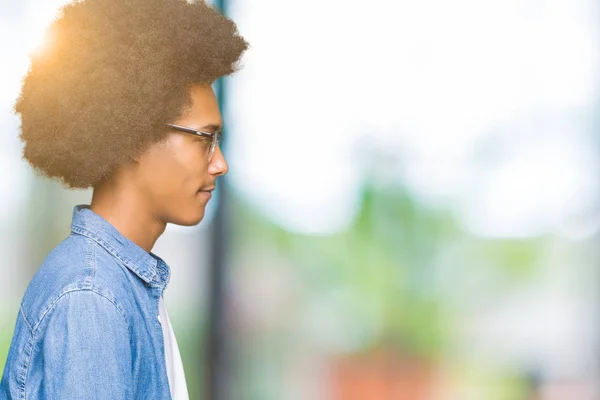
[166,123,213,138]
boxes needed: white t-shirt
[158,295,190,400]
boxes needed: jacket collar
[70,205,170,290]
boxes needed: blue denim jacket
[0,205,174,399]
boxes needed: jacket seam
[31,287,131,334]
[89,239,97,289]
[17,332,33,400]
[19,307,33,333]
[81,238,94,289]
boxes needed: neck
[89,179,166,253]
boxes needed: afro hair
[16,0,248,188]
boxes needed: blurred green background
[1,0,599,399]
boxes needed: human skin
[89,83,228,252]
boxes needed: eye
[195,136,212,145]
[194,137,212,154]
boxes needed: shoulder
[19,234,132,333]
[24,290,134,400]
[38,288,130,336]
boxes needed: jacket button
[157,315,162,324]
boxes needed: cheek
[158,151,208,195]
[178,149,209,187]
[139,141,207,196]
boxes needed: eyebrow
[196,124,222,133]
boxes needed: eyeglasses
[166,123,222,162]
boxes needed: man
[0,0,248,398]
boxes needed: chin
[170,207,206,226]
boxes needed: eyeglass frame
[166,123,222,162]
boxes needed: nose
[208,145,228,177]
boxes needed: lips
[198,186,216,193]
[197,186,216,198]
